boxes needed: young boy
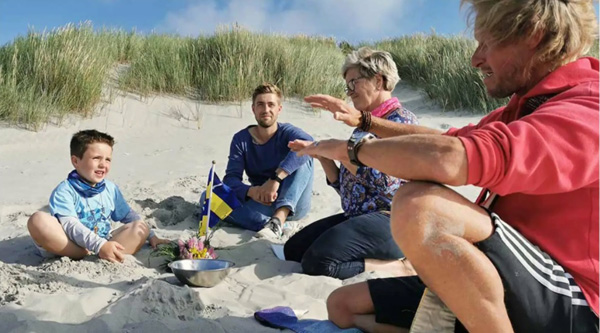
[27,130,169,263]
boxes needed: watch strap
[348,133,375,167]
[270,174,283,184]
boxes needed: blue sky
[1,1,597,46]
[0,0,471,45]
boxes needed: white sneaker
[282,221,299,238]
[256,217,283,239]
[256,227,278,239]
[266,217,283,238]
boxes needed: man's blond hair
[462,0,598,69]
[252,83,282,104]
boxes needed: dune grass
[0,23,597,129]
[119,26,345,102]
[0,24,346,129]
[0,24,105,128]
[0,23,144,129]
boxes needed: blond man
[299,0,599,331]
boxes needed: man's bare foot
[364,257,417,277]
[396,257,417,276]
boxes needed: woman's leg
[283,212,347,262]
[300,211,404,279]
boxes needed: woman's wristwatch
[347,132,376,167]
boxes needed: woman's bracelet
[359,110,372,132]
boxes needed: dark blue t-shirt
[224,122,313,201]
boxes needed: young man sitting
[223,83,314,237]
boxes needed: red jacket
[446,57,599,314]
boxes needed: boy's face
[252,93,282,128]
[71,142,113,186]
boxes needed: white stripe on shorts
[496,217,567,278]
[492,216,589,306]
[495,220,570,287]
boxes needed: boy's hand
[98,241,125,263]
[149,236,171,249]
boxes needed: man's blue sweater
[224,122,313,201]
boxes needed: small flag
[199,163,241,236]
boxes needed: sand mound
[0,262,74,305]
[108,279,225,321]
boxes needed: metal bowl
[168,259,235,287]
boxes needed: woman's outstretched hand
[304,94,362,128]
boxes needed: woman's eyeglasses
[344,76,366,94]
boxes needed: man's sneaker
[266,217,283,238]
[281,221,299,238]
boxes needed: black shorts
[368,213,598,332]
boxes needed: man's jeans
[226,160,314,231]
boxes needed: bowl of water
[168,259,235,287]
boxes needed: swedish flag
[199,164,241,236]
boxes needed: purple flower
[187,237,197,251]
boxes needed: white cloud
[159,0,413,43]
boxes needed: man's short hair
[252,83,283,104]
[70,129,114,158]
[341,47,400,92]
[462,0,598,69]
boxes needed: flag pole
[206,160,216,238]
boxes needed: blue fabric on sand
[254,306,362,333]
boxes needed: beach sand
[0,83,483,332]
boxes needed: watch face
[350,131,369,144]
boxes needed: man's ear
[527,29,545,50]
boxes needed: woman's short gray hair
[341,47,400,91]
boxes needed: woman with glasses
[284,47,418,279]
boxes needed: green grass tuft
[0,23,597,129]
